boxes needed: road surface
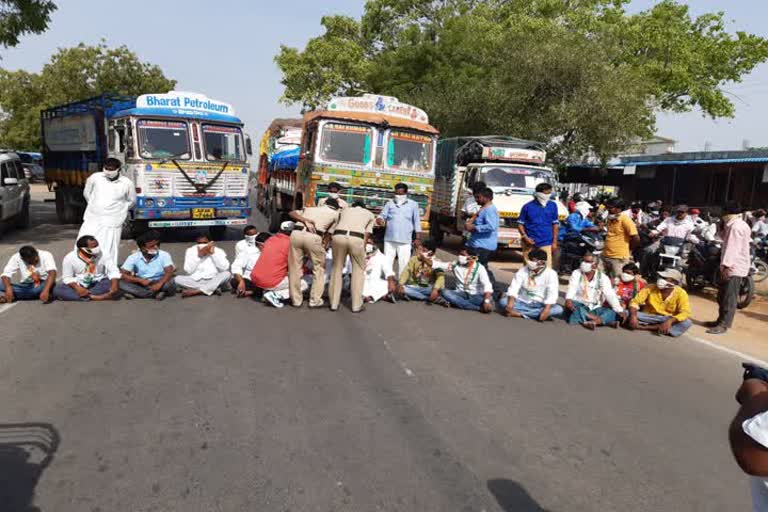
[0,191,753,511]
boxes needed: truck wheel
[429,214,444,246]
[268,199,282,233]
[16,199,30,229]
[57,187,81,224]
[209,225,227,241]
[55,188,66,223]
[122,219,148,240]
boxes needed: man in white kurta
[176,234,231,297]
[77,158,136,266]
[362,244,394,303]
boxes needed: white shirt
[742,411,768,511]
[61,250,121,287]
[450,262,492,295]
[507,267,559,305]
[622,209,650,226]
[183,245,230,280]
[753,219,768,238]
[2,250,57,284]
[82,173,136,228]
[565,269,623,312]
[365,251,393,283]
[231,245,261,278]
[654,216,697,242]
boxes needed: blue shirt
[467,204,499,250]
[518,199,559,246]
[121,250,174,280]
[379,198,421,243]
[559,212,595,241]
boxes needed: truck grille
[144,171,248,197]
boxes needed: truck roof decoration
[327,94,429,124]
[455,136,547,166]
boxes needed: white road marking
[0,303,19,316]
[379,335,416,377]
[686,334,768,366]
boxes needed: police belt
[334,230,365,240]
[293,225,326,237]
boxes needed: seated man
[362,242,394,304]
[1,245,57,303]
[119,230,176,300]
[250,221,307,308]
[231,232,269,298]
[438,248,494,313]
[235,225,260,260]
[564,253,625,330]
[396,240,445,303]
[614,262,646,309]
[628,268,692,337]
[499,249,563,321]
[53,235,121,301]
[176,233,231,298]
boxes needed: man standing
[518,183,559,267]
[439,248,494,313]
[119,230,176,300]
[499,249,563,321]
[176,233,231,298]
[0,246,57,303]
[628,268,692,337]
[53,235,121,301]
[250,222,301,308]
[77,157,136,266]
[231,232,268,298]
[318,182,349,208]
[396,240,446,303]
[622,202,650,227]
[465,187,499,284]
[564,253,625,330]
[602,200,640,279]
[752,209,768,239]
[707,203,752,335]
[376,183,421,275]
[287,198,340,307]
[330,201,376,312]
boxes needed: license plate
[192,208,215,219]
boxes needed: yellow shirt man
[630,285,691,322]
[604,214,638,260]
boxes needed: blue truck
[42,91,253,238]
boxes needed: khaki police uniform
[330,206,376,311]
[318,196,349,208]
[288,205,339,307]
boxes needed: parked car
[0,152,31,230]
[17,152,44,182]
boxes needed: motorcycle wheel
[753,258,768,283]
[737,276,755,310]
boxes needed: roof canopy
[623,149,768,166]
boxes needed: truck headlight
[157,198,166,208]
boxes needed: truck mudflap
[148,218,248,228]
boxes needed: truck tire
[268,199,282,233]
[122,219,148,240]
[55,188,66,223]
[57,187,82,224]
[16,198,30,229]
[209,225,227,241]
[429,214,444,246]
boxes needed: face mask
[198,243,210,250]
[527,260,541,271]
[457,255,469,266]
[245,235,257,246]
[103,169,119,180]
[365,244,375,254]
[657,278,672,290]
[580,262,594,273]
[420,251,434,261]
[328,192,339,199]
[608,213,619,221]
[144,249,159,257]
[83,246,101,257]
[620,272,635,283]
[394,195,407,205]
[535,192,549,204]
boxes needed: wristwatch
[483,298,491,304]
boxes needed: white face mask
[535,192,550,205]
[620,272,635,283]
[527,260,541,271]
[144,248,159,256]
[580,262,594,273]
[328,192,340,199]
[245,234,257,246]
[457,255,469,266]
[83,246,101,257]
[608,213,619,221]
[365,243,376,254]
[103,169,119,179]
[197,243,210,250]
[657,278,673,290]
[394,194,407,205]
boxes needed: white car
[0,152,31,230]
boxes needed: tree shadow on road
[488,479,552,512]
[0,423,61,512]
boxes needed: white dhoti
[77,220,122,267]
[267,276,306,300]
[363,277,389,303]
[176,271,231,296]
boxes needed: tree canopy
[0,0,56,50]
[0,42,176,150]
[275,0,768,165]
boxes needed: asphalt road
[0,193,755,511]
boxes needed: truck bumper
[134,206,252,228]
[147,218,248,228]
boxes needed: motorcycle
[559,231,605,274]
[644,236,689,279]
[753,237,768,283]
[686,240,755,309]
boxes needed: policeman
[329,201,376,312]
[287,198,341,308]
[318,182,349,208]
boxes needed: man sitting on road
[362,242,394,304]
[499,248,563,321]
[231,232,269,298]
[251,222,306,308]
[176,233,231,298]
[53,235,121,301]
[1,245,57,304]
[614,262,646,309]
[628,268,692,338]
[564,253,625,330]
[396,240,446,304]
[438,248,494,313]
[235,225,260,260]
[119,230,176,300]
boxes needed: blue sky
[1,0,767,152]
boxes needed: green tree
[0,42,176,149]
[275,0,768,164]
[0,0,56,50]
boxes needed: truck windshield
[388,131,433,172]
[137,120,190,160]
[203,124,245,162]
[481,166,554,191]
[319,123,372,165]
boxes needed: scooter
[686,240,755,309]
[558,231,605,274]
[643,236,689,279]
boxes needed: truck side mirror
[245,136,253,156]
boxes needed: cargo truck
[430,136,567,249]
[259,94,439,231]
[42,91,253,238]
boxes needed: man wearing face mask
[0,245,57,304]
[235,225,260,260]
[77,157,136,267]
[642,205,698,269]
[376,183,422,276]
[614,262,646,309]
[602,200,640,279]
[564,253,626,330]
[560,200,599,240]
[518,183,559,267]
[362,242,394,304]
[53,235,121,301]
[499,249,563,321]
[397,240,446,303]
[176,233,231,298]
[438,248,494,313]
[231,231,269,298]
[628,268,692,337]
[622,202,650,227]
[465,187,499,285]
[118,230,176,300]
[318,182,348,209]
